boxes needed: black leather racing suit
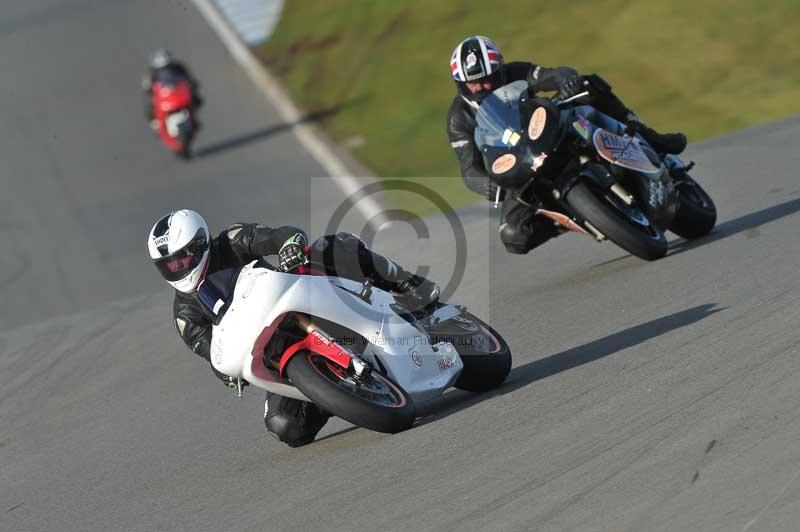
[446,61,636,254]
[171,223,298,375]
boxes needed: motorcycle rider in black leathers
[141,49,203,129]
[147,210,439,447]
[447,36,688,254]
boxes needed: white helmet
[149,48,173,70]
[147,210,210,293]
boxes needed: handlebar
[552,90,590,107]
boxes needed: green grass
[261,0,800,212]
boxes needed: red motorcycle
[151,79,197,159]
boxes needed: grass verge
[260,0,800,213]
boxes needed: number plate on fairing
[432,342,461,373]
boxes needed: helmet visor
[458,70,505,102]
[153,229,208,282]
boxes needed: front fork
[277,315,371,380]
[493,179,606,240]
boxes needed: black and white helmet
[147,209,210,293]
[450,35,505,103]
[149,48,173,70]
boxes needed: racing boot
[368,251,440,308]
[395,273,441,307]
[625,117,687,155]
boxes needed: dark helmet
[450,35,505,103]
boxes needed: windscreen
[197,268,242,324]
[474,80,528,148]
[153,69,186,87]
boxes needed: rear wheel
[669,176,716,239]
[565,181,667,260]
[286,351,416,434]
[428,312,512,392]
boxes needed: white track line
[191,0,386,225]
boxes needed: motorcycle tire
[446,313,512,393]
[669,176,716,239]
[286,351,416,434]
[565,181,668,261]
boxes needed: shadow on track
[312,425,360,444]
[669,197,800,255]
[192,104,347,159]
[415,303,724,426]
[591,196,800,265]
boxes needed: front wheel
[669,176,716,239]
[177,130,193,160]
[286,351,416,434]
[177,142,192,160]
[565,181,668,260]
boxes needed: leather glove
[278,233,309,272]
[559,76,589,99]
[483,179,505,202]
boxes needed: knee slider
[264,395,328,447]
[499,222,529,253]
[264,412,316,447]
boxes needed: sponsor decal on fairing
[649,180,666,208]
[437,357,455,371]
[491,154,517,174]
[573,117,591,140]
[593,129,660,174]
[528,107,547,140]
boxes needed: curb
[191,0,387,226]
[210,0,285,45]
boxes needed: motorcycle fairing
[592,129,661,175]
[153,80,193,151]
[476,83,575,188]
[535,208,589,235]
[210,263,463,403]
[632,171,679,226]
[153,80,192,113]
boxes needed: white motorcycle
[198,261,512,434]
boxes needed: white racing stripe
[191,0,387,227]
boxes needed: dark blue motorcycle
[475,81,716,260]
